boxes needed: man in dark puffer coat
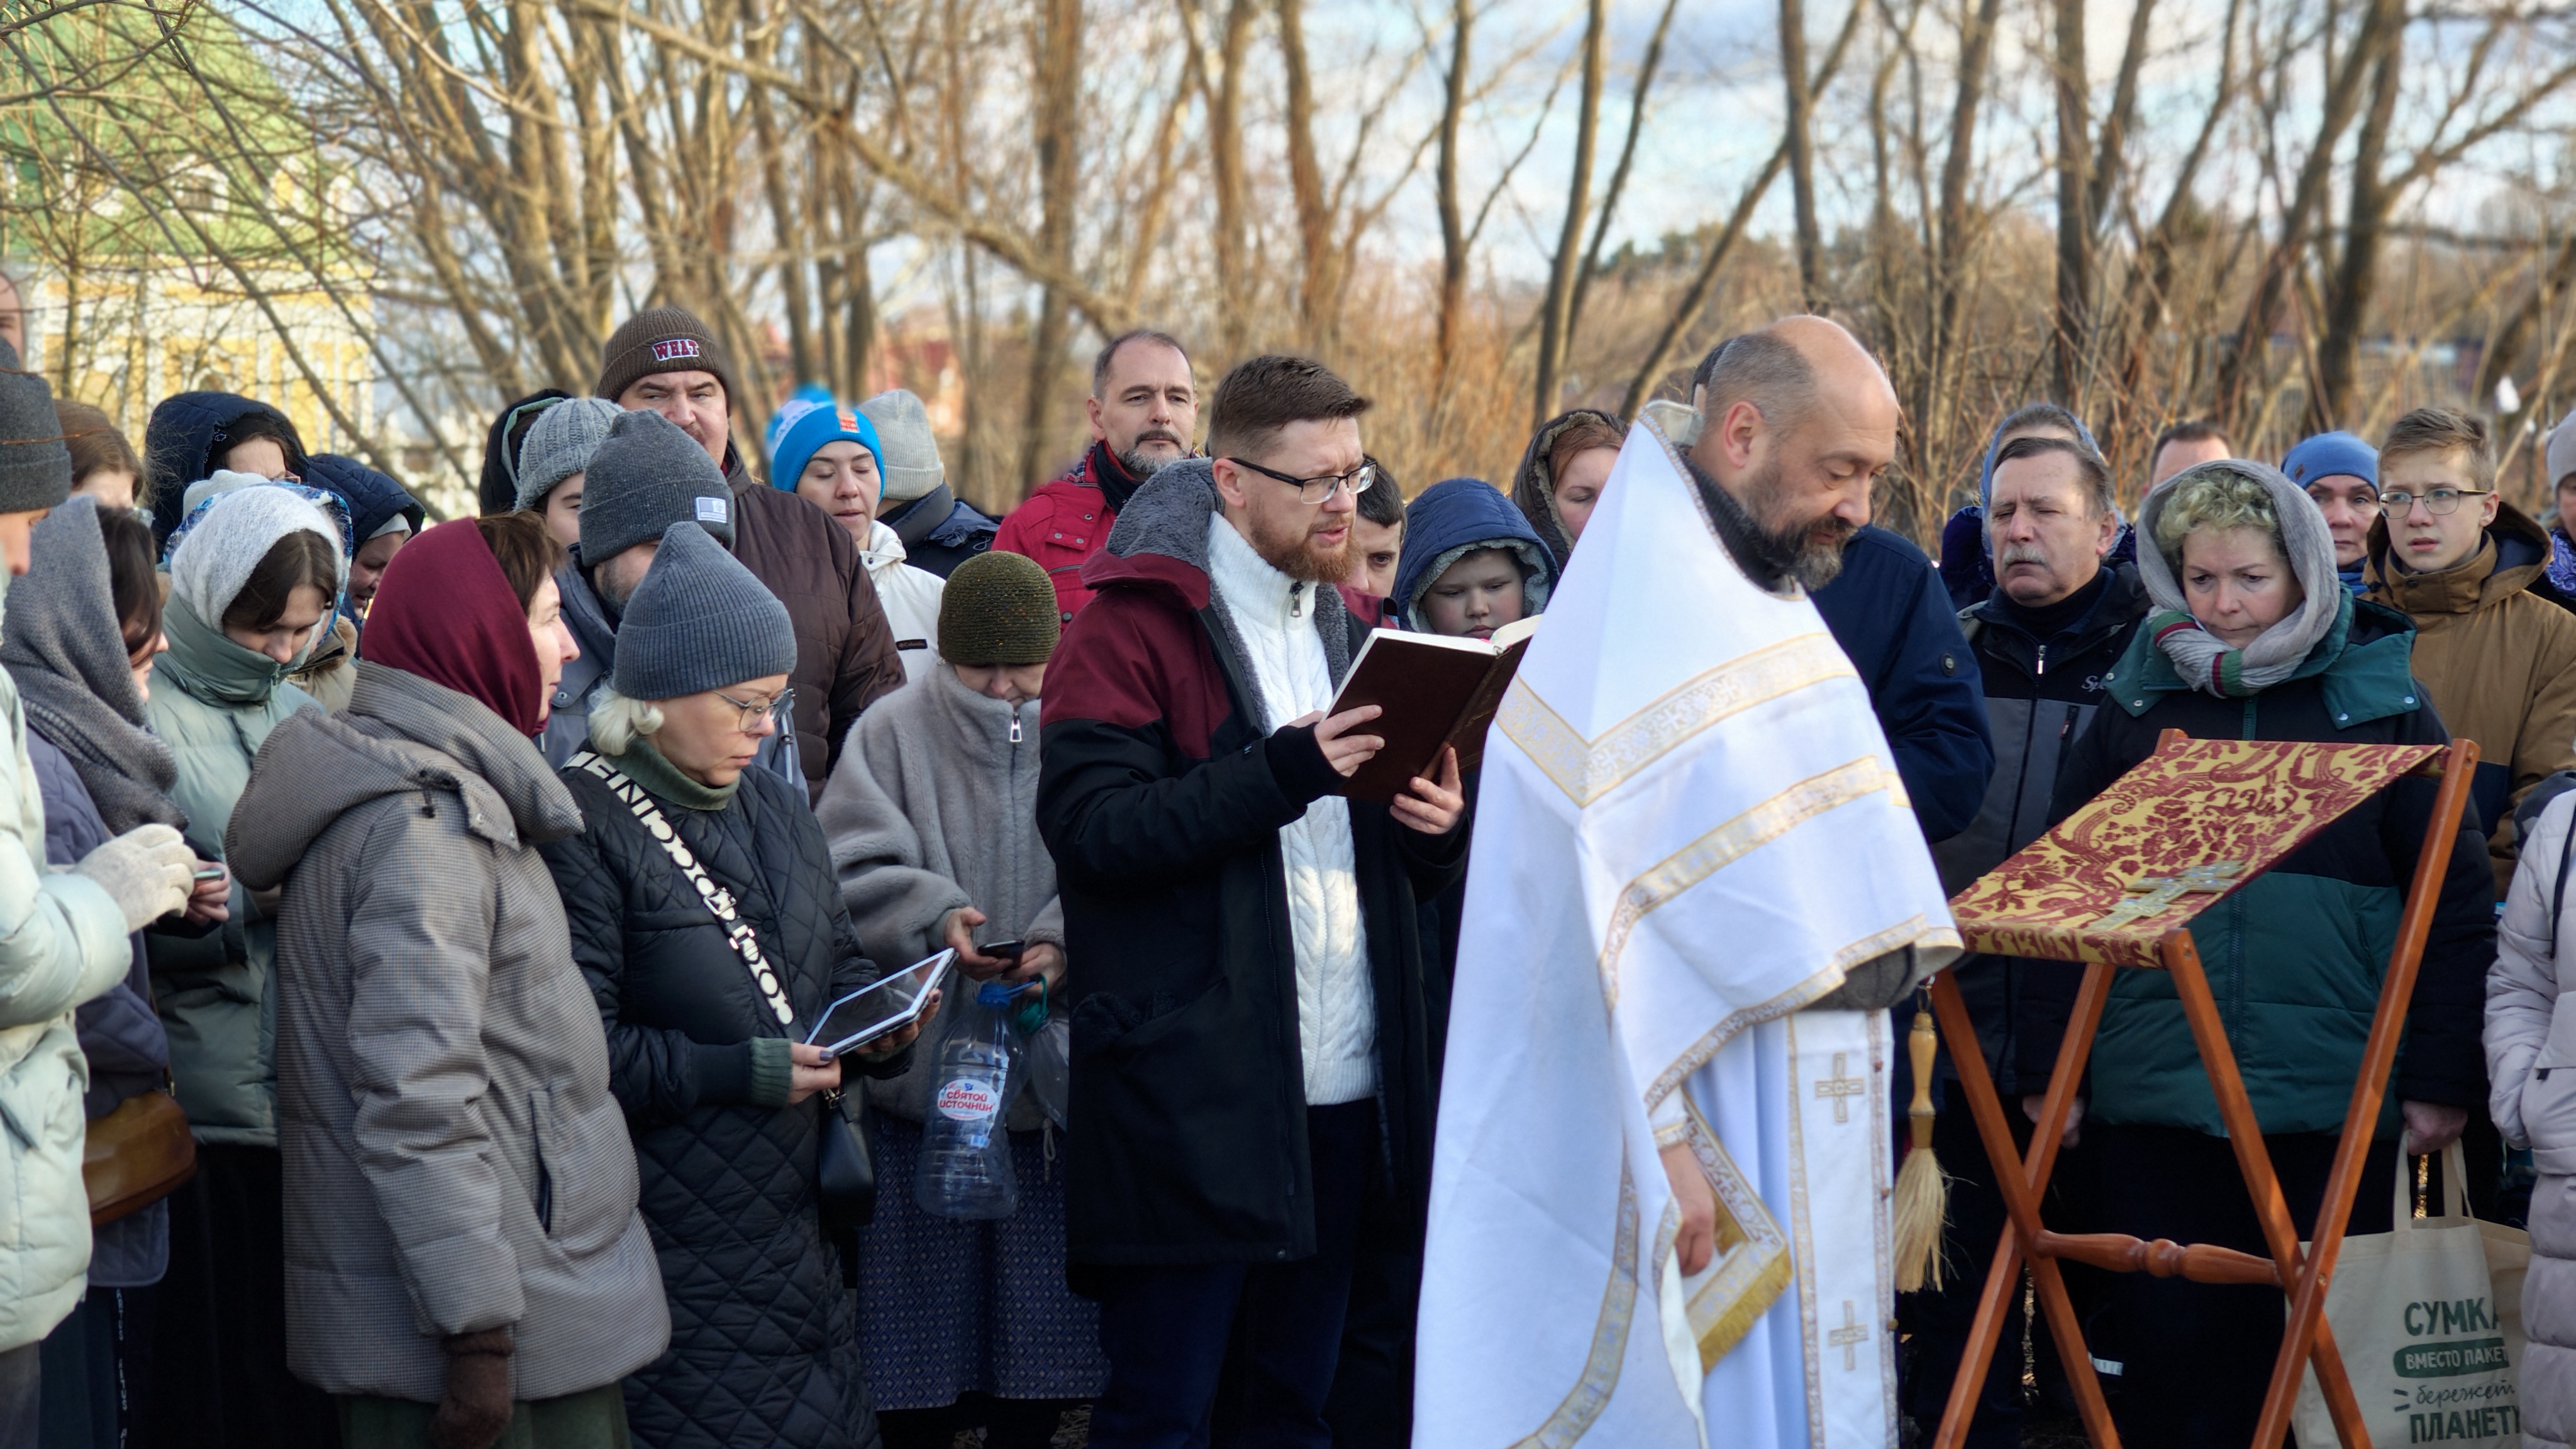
[541,525,916,1449]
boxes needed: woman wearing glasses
[541,523,927,1449]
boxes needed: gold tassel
[1891,1006,1950,1292]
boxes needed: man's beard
[1740,455,1856,590]
[1246,507,1351,584]
[1117,433,1187,480]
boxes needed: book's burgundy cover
[1331,635,1527,802]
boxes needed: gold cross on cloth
[1828,1300,1868,1370]
[2087,860,2244,933]
[1814,1053,1864,1124]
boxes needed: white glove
[74,824,195,933]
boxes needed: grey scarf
[2133,458,2345,698]
[1,499,184,835]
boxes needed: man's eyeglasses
[713,686,794,734]
[1226,457,1377,506]
[2379,486,2492,518]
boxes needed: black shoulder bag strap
[568,750,875,1228]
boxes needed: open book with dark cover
[1326,616,1540,802]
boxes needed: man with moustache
[996,330,1200,621]
[1036,355,1469,1448]
[1911,432,2146,1443]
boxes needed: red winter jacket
[993,441,1152,621]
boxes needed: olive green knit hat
[938,550,1060,666]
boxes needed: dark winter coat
[1809,524,1996,840]
[723,478,908,798]
[1390,476,1558,634]
[1036,462,1468,1269]
[879,488,1000,579]
[542,743,899,1449]
[994,440,1152,619]
[142,392,305,545]
[1929,565,2150,1095]
[2040,597,2494,1137]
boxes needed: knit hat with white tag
[577,408,736,562]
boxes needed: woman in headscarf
[1509,409,1624,569]
[541,523,925,1449]
[4,500,226,1448]
[141,483,346,1449]
[230,513,670,1449]
[2035,458,2494,1445]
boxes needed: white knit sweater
[1206,515,1377,1106]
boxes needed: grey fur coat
[816,663,1062,1128]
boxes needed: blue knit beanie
[2281,431,2378,491]
[767,392,882,494]
[611,523,797,700]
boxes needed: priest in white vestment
[1414,319,1962,1448]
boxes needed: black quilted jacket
[541,753,896,1449]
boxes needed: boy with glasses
[2365,406,2576,896]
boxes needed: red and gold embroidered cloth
[1948,736,2445,967]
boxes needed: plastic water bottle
[914,982,1021,1219]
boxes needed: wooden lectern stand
[1929,730,2479,1449]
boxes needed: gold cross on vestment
[1829,1300,1868,1370]
[2087,860,2245,933]
[1815,1053,1864,1124]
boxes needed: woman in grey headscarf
[2031,458,2494,1446]
[1,497,228,1446]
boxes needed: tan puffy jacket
[2367,501,2576,894]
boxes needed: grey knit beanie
[611,522,796,700]
[0,341,72,514]
[579,408,736,562]
[859,389,946,503]
[2550,411,2576,492]
[515,397,621,511]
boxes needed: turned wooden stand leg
[1928,962,2118,1449]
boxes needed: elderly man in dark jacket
[596,306,905,791]
[1908,433,2149,1445]
[1038,356,1467,1449]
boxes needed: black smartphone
[977,939,1028,960]
[191,867,227,882]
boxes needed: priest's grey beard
[1700,455,1854,591]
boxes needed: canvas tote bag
[2292,1143,2530,1447]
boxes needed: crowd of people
[7,281,2576,1449]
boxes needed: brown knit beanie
[938,550,1060,666]
[596,306,741,410]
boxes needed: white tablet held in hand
[804,950,955,1055]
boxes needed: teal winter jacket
[2036,597,2496,1138]
[145,596,318,1147]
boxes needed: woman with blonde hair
[2034,458,2493,1444]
